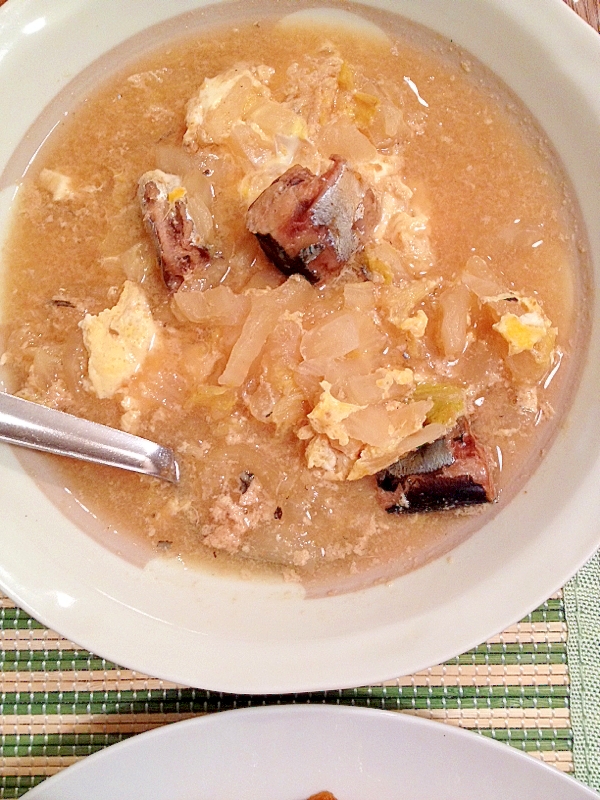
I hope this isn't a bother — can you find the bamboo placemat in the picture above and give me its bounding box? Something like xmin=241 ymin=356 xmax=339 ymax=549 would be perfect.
xmin=0 ymin=590 xmax=573 ymax=796
xmin=564 ymin=551 xmax=600 ymax=791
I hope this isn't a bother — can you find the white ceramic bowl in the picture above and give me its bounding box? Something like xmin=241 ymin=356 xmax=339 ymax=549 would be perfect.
xmin=23 ymin=705 xmax=598 ymax=800
xmin=0 ymin=0 xmax=598 ymax=694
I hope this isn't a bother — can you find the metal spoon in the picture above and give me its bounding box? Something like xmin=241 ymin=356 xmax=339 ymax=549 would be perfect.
xmin=0 ymin=392 xmax=179 ymax=483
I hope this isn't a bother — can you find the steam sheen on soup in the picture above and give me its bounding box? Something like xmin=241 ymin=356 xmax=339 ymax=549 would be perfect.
xmin=0 ymin=6 xmax=586 ymax=589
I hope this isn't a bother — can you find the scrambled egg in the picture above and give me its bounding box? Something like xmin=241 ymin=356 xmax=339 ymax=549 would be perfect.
xmin=375 ymin=367 xmax=414 ymax=398
xmin=400 ymin=310 xmax=428 ymax=338
xmin=305 ymin=434 xmax=338 ymax=472
xmin=493 ymin=311 xmax=550 ymax=356
xmin=183 ymin=65 xmax=314 ymax=204
xmin=307 ymin=381 xmax=365 ymax=446
xmin=120 ymin=395 xmax=142 ymax=433
xmin=490 ymin=295 xmax=553 ymax=358
xmin=38 ymin=169 xmax=74 ymax=202
xmin=184 ymin=67 xmax=271 ymax=147
xmin=80 ymin=281 xmax=157 ymax=399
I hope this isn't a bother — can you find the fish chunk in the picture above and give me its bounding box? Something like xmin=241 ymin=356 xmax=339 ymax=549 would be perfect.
xmin=246 ymin=155 xmax=378 ymax=283
xmin=138 ymin=169 xmax=209 ymax=292
xmin=377 ymin=418 xmax=495 ymax=513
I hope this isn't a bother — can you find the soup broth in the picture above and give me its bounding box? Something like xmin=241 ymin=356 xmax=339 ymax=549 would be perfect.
xmin=0 ymin=2 xmax=587 ymax=590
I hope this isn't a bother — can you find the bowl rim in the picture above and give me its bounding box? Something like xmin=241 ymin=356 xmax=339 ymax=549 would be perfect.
xmin=24 ymin=704 xmax=599 ymax=799
xmin=0 ymin=0 xmax=598 ymax=694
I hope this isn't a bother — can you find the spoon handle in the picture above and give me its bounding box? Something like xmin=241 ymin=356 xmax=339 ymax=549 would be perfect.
xmin=0 ymin=392 xmax=179 ymax=483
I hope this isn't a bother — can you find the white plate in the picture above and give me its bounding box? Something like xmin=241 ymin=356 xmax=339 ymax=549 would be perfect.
xmin=0 ymin=0 xmax=599 ymax=693
xmin=23 ymin=705 xmax=597 ymax=800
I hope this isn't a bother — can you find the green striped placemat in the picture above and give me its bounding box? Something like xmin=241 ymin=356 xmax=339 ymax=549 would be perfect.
xmin=565 ymin=550 xmax=600 ymax=793
xmin=0 ymin=591 xmax=573 ymax=797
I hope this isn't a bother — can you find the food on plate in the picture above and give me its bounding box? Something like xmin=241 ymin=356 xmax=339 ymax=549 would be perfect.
xmin=0 ymin=7 xmax=586 ymax=589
